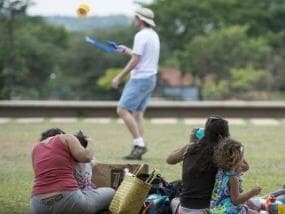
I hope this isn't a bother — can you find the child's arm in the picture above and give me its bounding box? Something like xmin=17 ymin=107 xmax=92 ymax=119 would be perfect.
xmin=229 ymin=176 xmax=262 ymax=206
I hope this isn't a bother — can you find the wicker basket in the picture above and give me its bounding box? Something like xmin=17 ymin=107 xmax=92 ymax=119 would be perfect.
xmin=109 ymin=165 xmax=156 ymax=214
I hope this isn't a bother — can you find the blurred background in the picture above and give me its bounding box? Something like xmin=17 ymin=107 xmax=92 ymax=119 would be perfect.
xmin=1 ymin=0 xmax=285 ymax=101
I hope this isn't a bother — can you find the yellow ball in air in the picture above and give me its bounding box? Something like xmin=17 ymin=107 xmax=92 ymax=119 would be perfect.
xmin=77 ymin=3 xmax=90 ymax=17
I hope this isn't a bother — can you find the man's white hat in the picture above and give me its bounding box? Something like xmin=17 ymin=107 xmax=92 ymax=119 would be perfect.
xmin=135 ymin=7 xmax=156 ymax=27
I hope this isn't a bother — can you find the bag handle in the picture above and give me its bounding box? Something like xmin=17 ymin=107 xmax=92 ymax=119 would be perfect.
xmin=145 ymin=170 xmax=159 ymax=184
xmin=133 ymin=164 xmax=145 ymax=176
xmin=112 ymin=172 xmax=121 ymax=189
xmin=145 ymin=170 xmax=155 ymax=183
xmin=147 ymin=174 xmax=158 ymax=184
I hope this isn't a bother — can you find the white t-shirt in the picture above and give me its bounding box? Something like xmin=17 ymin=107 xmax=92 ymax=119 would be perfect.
xmin=131 ymin=28 xmax=160 ymax=79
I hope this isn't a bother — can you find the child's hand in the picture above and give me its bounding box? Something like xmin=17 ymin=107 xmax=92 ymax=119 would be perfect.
xmin=251 ymin=186 xmax=262 ymax=196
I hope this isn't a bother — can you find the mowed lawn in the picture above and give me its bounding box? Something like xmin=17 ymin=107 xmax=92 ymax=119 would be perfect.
xmin=0 ymin=120 xmax=284 ymax=213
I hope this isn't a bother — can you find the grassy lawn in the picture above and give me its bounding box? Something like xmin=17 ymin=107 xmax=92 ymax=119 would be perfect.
xmin=0 ymin=120 xmax=284 ymax=213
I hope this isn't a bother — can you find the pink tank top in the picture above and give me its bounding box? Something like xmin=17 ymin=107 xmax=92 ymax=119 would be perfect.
xmin=32 ymin=135 xmax=78 ymax=196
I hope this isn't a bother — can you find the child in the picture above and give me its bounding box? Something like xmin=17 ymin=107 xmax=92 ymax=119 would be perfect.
xmin=210 ymin=138 xmax=262 ymax=214
xmin=74 ymin=130 xmax=96 ymax=191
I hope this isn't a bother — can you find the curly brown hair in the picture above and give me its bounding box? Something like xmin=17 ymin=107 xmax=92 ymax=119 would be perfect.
xmin=214 ymin=138 xmax=244 ymax=171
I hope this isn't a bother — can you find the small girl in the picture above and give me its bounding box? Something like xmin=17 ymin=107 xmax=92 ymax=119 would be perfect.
xmin=74 ymin=130 xmax=96 ymax=191
xmin=210 ymin=138 xmax=262 ymax=214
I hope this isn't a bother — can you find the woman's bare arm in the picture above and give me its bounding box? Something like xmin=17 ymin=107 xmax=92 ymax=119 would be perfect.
xmin=60 ymin=134 xmax=94 ymax=162
xmin=166 ymin=144 xmax=190 ymax=165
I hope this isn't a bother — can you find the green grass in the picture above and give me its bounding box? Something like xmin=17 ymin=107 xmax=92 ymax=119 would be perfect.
xmin=0 ymin=120 xmax=285 ymax=213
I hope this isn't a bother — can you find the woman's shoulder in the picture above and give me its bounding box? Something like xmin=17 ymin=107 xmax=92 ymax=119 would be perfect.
xmin=32 ymin=135 xmax=65 ymax=155
xmin=184 ymin=143 xmax=201 ymax=155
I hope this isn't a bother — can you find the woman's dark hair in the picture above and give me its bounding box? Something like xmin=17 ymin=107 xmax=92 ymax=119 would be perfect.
xmin=40 ymin=128 xmax=65 ymax=141
xmin=204 ymin=115 xmax=229 ymax=140
xmin=187 ymin=115 xmax=230 ymax=174
xmin=74 ymin=130 xmax=88 ymax=148
xmin=214 ymin=138 xmax=244 ymax=171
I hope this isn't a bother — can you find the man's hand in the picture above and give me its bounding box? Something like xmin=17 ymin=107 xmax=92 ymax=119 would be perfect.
xmin=117 ymin=45 xmax=132 ymax=55
xmin=112 ymin=76 xmax=121 ymax=89
xmin=111 ymin=52 xmax=139 ymax=89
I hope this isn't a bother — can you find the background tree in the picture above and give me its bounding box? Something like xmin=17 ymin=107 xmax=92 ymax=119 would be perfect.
xmin=0 ymin=0 xmax=69 ymax=99
xmin=178 ymin=26 xmax=271 ymax=79
xmin=149 ymin=0 xmax=285 ymax=98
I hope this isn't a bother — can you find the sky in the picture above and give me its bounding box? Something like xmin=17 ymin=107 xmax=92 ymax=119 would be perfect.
xmin=28 ymin=0 xmax=153 ymax=17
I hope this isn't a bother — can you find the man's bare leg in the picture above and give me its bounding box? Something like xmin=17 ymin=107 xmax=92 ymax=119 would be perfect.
xmin=117 ymin=107 xmax=147 ymax=159
xmin=117 ymin=107 xmax=140 ymax=139
xmin=132 ymin=111 xmax=144 ymax=137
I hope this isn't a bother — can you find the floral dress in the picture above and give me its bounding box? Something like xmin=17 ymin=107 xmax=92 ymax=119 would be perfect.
xmin=210 ymin=169 xmax=248 ymax=214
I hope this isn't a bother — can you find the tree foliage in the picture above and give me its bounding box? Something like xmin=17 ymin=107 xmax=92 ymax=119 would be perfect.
xmin=150 ymin=0 xmax=285 ymax=49
xmin=0 ymin=0 xmax=69 ymax=99
xmin=179 ymin=26 xmax=271 ymax=78
xmin=149 ymin=0 xmax=285 ymax=98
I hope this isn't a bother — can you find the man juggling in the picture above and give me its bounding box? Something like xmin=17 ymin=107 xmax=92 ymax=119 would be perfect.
xmin=111 ymin=7 xmax=160 ymax=160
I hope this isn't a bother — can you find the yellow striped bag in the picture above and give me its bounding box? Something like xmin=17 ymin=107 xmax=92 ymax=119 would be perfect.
xmin=109 ymin=165 xmax=157 ymax=214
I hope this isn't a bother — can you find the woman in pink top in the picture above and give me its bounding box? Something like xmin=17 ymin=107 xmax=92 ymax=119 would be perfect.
xmin=30 ymin=128 xmax=115 ymax=214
